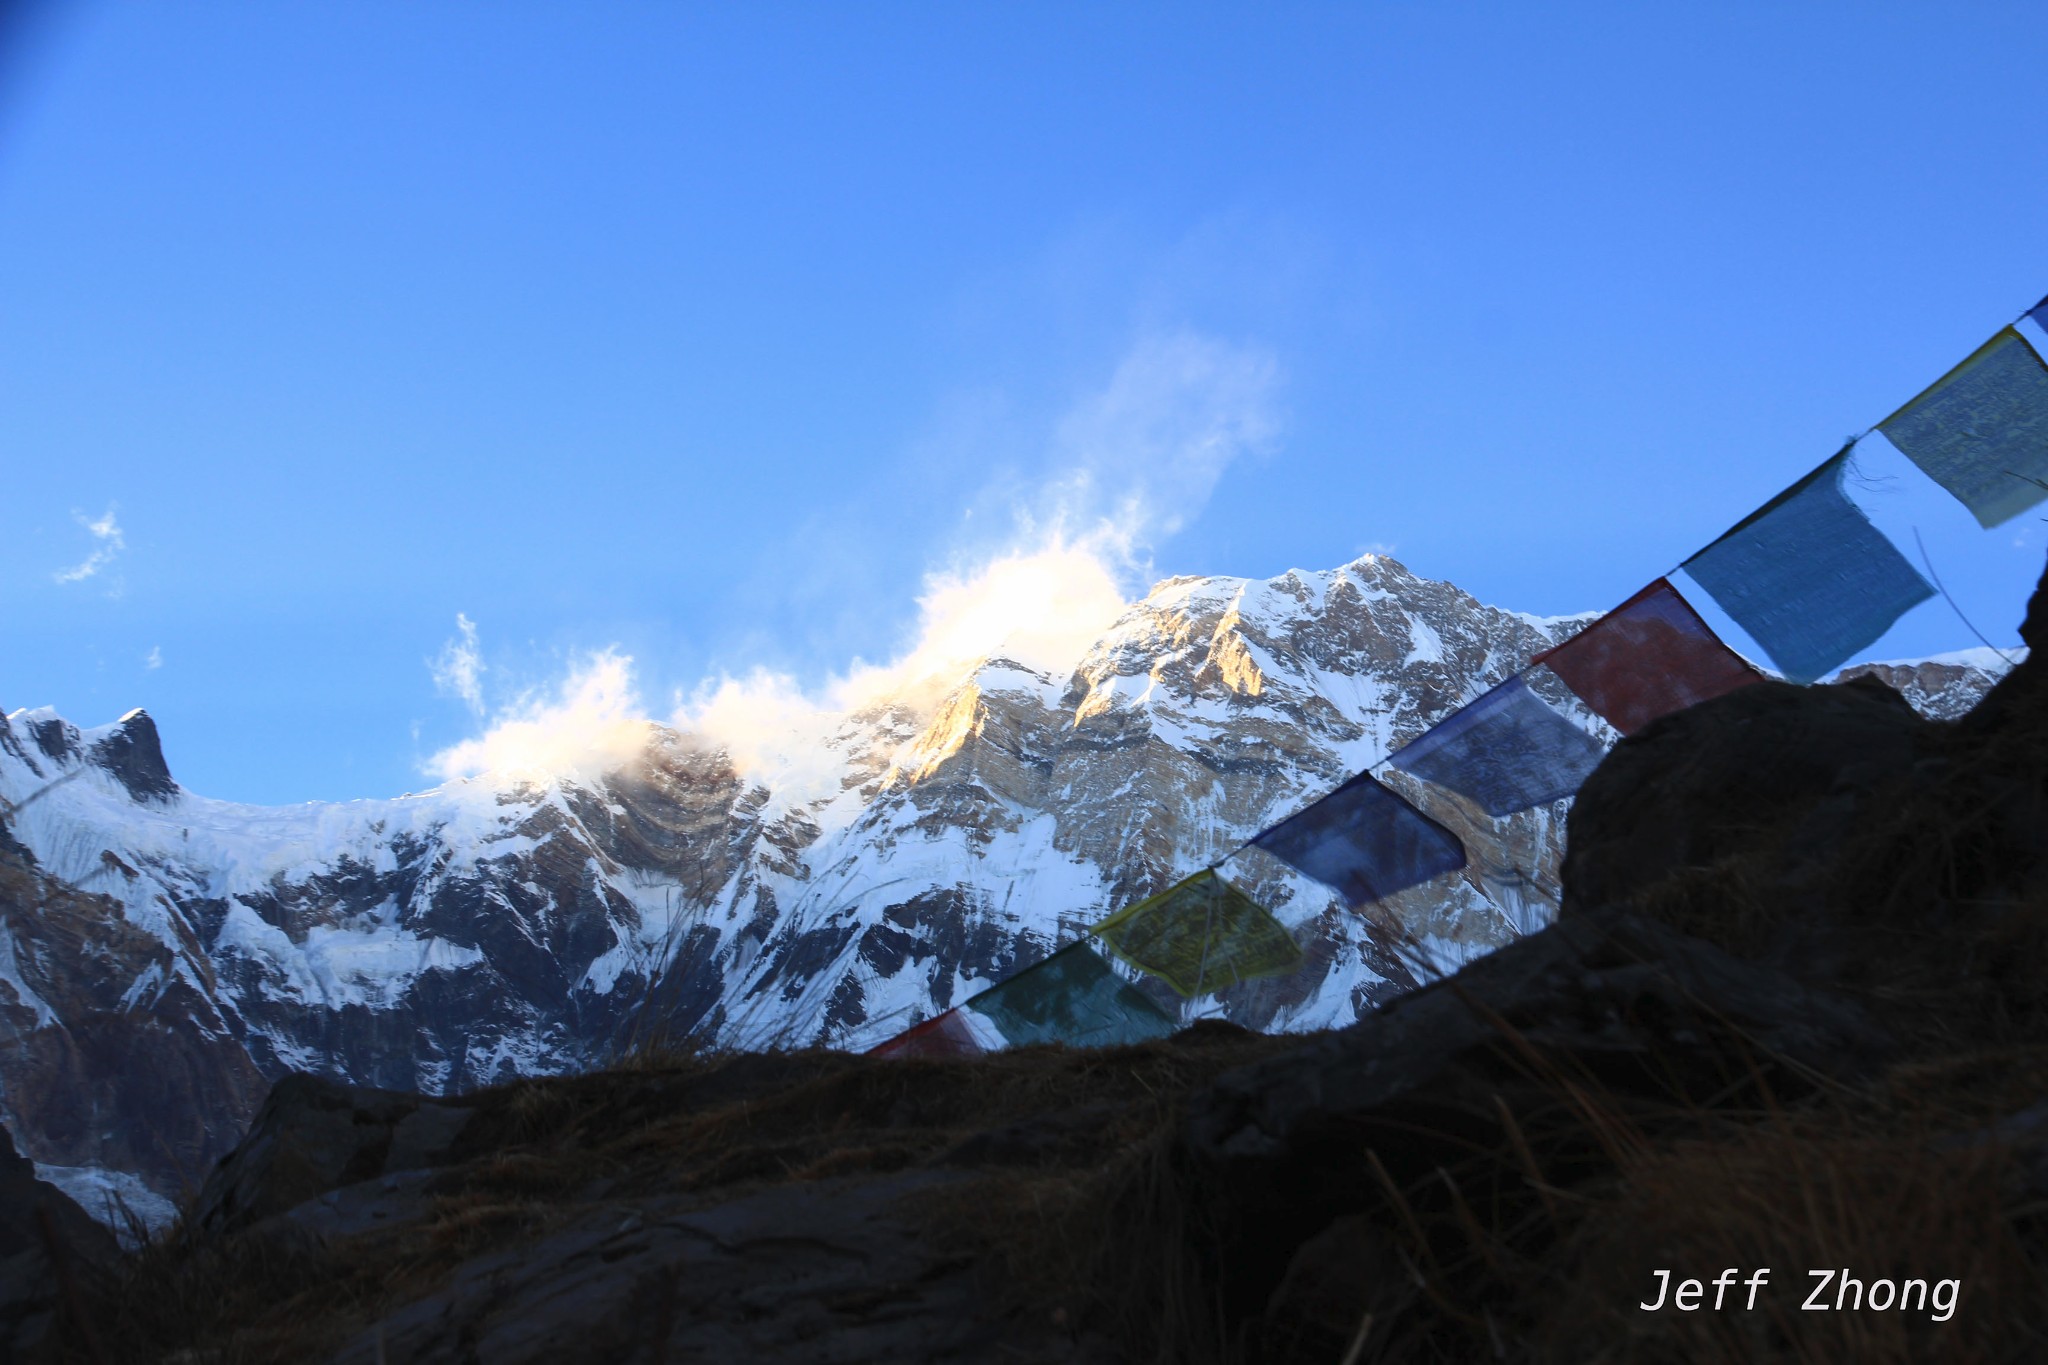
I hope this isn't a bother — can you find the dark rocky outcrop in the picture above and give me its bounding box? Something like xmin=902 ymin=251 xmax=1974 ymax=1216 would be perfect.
xmin=82 ymin=1038 xmax=1281 ymax=1361
xmin=1145 ymin=563 xmax=2048 ymax=1362
xmin=1166 ymin=567 xmax=2048 ymax=1359
xmin=86 ymin=711 xmax=178 ymax=805
xmin=1558 ymin=674 xmax=1931 ymax=917
xmin=190 ymin=1074 xmax=476 ymax=1237
xmin=0 ymin=1122 xmax=118 ymax=1362
xmin=1179 ymin=907 xmax=1893 ymax=1323
xmin=323 ymin=1170 xmax=1119 ymax=1365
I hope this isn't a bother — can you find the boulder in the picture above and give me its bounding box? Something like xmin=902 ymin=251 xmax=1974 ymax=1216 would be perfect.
xmin=1559 ymin=674 xmax=1930 ymax=918
xmin=190 ymin=1073 xmax=476 ymax=1236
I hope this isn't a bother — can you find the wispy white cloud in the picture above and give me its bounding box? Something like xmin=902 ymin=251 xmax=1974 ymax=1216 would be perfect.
xmin=425 ymin=331 xmax=1283 ymax=791
xmin=430 ymin=613 xmax=486 ymax=715
xmin=144 ymin=646 xmax=162 ymax=671
xmin=53 ymin=505 xmax=126 ymax=595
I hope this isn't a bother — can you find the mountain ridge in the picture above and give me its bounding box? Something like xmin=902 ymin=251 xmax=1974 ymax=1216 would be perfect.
xmin=0 ymin=554 xmax=2012 ymax=1220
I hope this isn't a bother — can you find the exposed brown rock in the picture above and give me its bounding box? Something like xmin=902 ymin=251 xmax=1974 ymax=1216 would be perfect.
xmin=0 ymin=828 xmax=268 ymax=1203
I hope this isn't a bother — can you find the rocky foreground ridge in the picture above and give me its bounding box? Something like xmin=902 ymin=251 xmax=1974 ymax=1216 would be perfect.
xmin=0 ymin=556 xmax=2012 ymax=1228
xmin=0 ymin=566 xmax=2040 ymax=1361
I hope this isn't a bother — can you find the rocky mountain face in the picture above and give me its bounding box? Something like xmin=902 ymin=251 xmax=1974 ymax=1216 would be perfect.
xmin=0 ymin=555 xmax=2013 ymax=1217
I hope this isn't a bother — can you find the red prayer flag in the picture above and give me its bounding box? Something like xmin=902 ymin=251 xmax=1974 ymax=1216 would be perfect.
xmin=866 ymin=1007 xmax=984 ymax=1060
xmin=1531 ymin=579 xmax=1762 ymax=736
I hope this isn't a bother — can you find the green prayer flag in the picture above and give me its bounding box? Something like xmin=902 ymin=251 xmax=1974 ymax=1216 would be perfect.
xmin=1086 ymin=869 xmax=1303 ymax=998
xmin=963 ymin=942 xmax=1176 ymax=1048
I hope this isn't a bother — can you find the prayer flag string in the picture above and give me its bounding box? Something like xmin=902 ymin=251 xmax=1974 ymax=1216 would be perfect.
xmin=869 ymin=289 xmax=2048 ymax=1058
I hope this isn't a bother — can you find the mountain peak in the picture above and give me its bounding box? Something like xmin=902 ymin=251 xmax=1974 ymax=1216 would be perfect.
xmin=89 ymin=709 xmax=178 ymax=804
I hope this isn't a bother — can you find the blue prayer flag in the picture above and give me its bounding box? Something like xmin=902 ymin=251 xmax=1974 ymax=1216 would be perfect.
xmin=1388 ymin=675 xmax=1606 ymax=816
xmin=963 ymin=942 xmax=1177 ymax=1047
xmin=1681 ymin=452 xmax=1933 ymax=684
xmin=1250 ymin=770 xmax=1466 ymax=908
xmin=1877 ymin=328 xmax=2048 ymax=529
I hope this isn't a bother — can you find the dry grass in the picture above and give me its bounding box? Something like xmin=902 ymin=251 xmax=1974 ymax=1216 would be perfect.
xmin=74 ymin=1011 xmax=2048 ymax=1364
xmin=1629 ymin=857 xmax=1784 ymax=961
xmin=911 ymin=1073 xmax=1243 ymax=1365
xmin=906 ymin=984 xmax=2048 ymax=1365
xmin=1540 ymin=1110 xmax=2044 ymax=1365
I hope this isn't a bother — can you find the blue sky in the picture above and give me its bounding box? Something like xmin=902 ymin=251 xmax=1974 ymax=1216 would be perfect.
xmin=4 ymin=2 xmax=2046 ymax=804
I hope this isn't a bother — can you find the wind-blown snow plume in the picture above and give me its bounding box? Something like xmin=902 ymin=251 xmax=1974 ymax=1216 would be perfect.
xmin=431 ymin=614 xmax=487 ymax=716
xmin=425 ymin=331 xmax=1282 ymax=789
xmin=53 ymin=506 xmax=125 ymax=593
xmin=1043 ymin=330 xmax=1281 ymax=552
xmin=672 ymin=332 xmax=1280 ymax=791
xmin=673 ymin=540 xmax=1133 ymax=802
xmin=426 ymin=649 xmax=650 ymax=783
xmin=843 ymin=541 xmax=1132 ymax=703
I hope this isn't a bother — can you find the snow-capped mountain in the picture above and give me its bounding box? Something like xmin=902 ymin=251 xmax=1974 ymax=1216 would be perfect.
xmin=0 ymin=554 xmax=2012 ymax=1216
